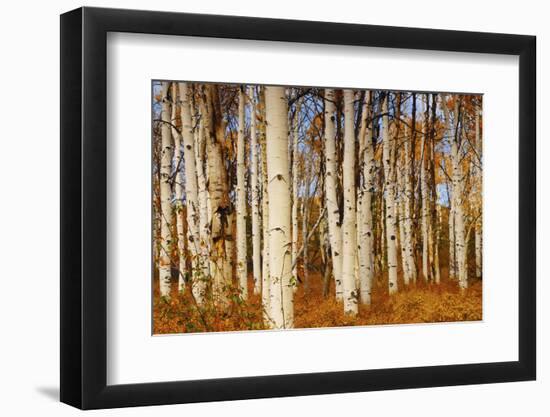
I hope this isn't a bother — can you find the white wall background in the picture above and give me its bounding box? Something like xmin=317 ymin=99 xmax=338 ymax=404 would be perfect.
xmin=0 ymin=0 xmax=545 ymax=415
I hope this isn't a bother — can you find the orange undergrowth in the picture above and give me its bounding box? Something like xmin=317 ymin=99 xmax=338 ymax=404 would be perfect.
xmin=153 ymin=273 xmax=482 ymax=334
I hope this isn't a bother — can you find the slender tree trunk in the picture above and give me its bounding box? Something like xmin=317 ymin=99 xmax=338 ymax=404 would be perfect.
xmin=443 ymin=95 xmax=467 ymax=290
xmin=259 ymin=88 xmax=272 ymax=324
xmin=291 ymin=100 xmax=301 ymax=290
xmin=453 ymin=107 xmax=468 ymax=290
xmin=178 ymin=82 xmax=203 ymax=300
xmin=395 ymin=95 xmax=412 ymax=286
xmin=324 ymin=89 xmax=343 ymax=301
xmin=192 ymin=89 xmax=211 ymax=284
xmin=434 ymin=202 xmax=442 ymax=284
xmin=448 ymin=179 xmax=456 ymax=280
xmin=420 ymin=96 xmax=430 ymax=282
xmin=319 ymin=213 xmax=332 ymax=297
xmin=397 ymin=150 xmax=410 ymax=285
xmin=159 ymin=81 xmax=174 ymax=298
xmin=342 ymin=89 xmax=358 ymax=314
xmin=475 ymin=217 xmax=482 ymax=279
xmin=302 ymin=188 xmax=309 ymax=292
xmin=403 ymin=124 xmax=417 ymax=284
xmin=265 ymin=86 xmax=293 ymax=329
xmin=382 ymin=93 xmax=398 ymax=294
xmin=249 ymin=86 xmax=262 ymax=295
xmin=475 ymin=104 xmax=483 ymax=279
xmin=358 ymin=92 xmax=374 ymax=305
xmin=429 ymin=94 xmax=441 ymax=284
xmin=236 ymin=87 xmax=248 ymax=299
xmin=170 ymin=83 xmax=187 ymax=292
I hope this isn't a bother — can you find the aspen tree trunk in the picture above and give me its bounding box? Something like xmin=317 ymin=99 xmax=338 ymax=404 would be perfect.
xmin=192 ymin=92 xmax=211 ymax=282
xmin=452 ymin=102 xmax=468 ymax=290
xmin=395 ymin=102 xmax=412 ymax=286
xmin=302 ymin=188 xmax=309 ymax=291
xmin=397 ymin=152 xmax=410 ymax=286
xmin=429 ymin=95 xmax=441 ymax=284
xmin=153 ymin=166 xmax=161 ymax=269
xmin=225 ymin=212 xmax=235 ymax=285
xmin=378 ymin=176 xmax=388 ymax=272
xmin=259 ymin=88 xmax=272 ymax=324
xmin=358 ymin=92 xmax=374 ymax=305
xmin=249 ymin=86 xmax=262 ymax=295
xmin=403 ymin=125 xmax=417 ymax=284
xmin=448 ymin=180 xmax=456 ymax=280
xmin=443 ymin=100 xmax=456 ymax=283
xmin=442 ymin=95 xmax=467 ymax=290
xmin=178 ymin=82 xmax=203 ymax=301
xmin=420 ymin=97 xmax=430 ymax=282
xmin=475 ymin=218 xmax=482 ymax=279
xmin=236 ymin=87 xmax=248 ymax=299
xmin=382 ymin=93 xmax=398 ymax=295
xmin=474 ymin=104 xmax=482 ymax=279
xmin=203 ymin=84 xmax=231 ymax=302
xmin=453 ymin=156 xmax=467 ymax=290
xmin=170 ymin=84 xmax=187 ymax=292
xmin=342 ymin=89 xmax=358 ymax=314
xmin=291 ymin=100 xmax=300 ymax=289
xmin=393 ymin=94 xmax=409 ymax=285
xmin=192 ymin=100 xmax=208 ymax=232
xmin=159 ymin=81 xmax=174 ymax=298
xmin=265 ymin=86 xmax=293 ymax=329
xmin=434 ymin=202 xmax=442 ymax=284
xmin=324 ymin=89 xmax=344 ymax=301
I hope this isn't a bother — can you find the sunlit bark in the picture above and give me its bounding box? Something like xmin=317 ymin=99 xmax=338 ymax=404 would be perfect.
xmin=249 ymin=86 xmax=262 ymax=295
xmin=236 ymin=87 xmax=248 ymax=299
xmin=291 ymin=99 xmax=301 ymax=290
xmin=324 ymin=88 xmax=343 ymax=301
xmin=265 ymin=86 xmax=293 ymax=328
xmin=358 ymin=92 xmax=374 ymax=304
xmin=170 ymin=83 xmax=187 ymax=292
xmin=159 ymin=81 xmax=174 ymax=298
xmin=382 ymin=93 xmax=398 ymax=295
xmin=342 ymin=89 xmax=358 ymax=314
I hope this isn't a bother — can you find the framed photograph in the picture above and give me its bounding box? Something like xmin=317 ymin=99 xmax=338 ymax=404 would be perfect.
xmin=60 ymin=6 xmax=536 ymax=410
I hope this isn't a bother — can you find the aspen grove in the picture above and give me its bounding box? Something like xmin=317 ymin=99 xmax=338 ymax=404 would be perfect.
xmin=152 ymin=82 xmax=483 ymax=333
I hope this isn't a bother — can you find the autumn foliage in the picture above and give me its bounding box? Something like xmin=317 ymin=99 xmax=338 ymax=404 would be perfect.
xmin=153 ymin=271 xmax=481 ymax=334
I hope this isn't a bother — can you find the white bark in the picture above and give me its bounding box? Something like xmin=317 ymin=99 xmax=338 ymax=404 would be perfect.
xmin=159 ymin=82 xmax=173 ymax=298
xmin=291 ymin=100 xmax=301 ymax=288
xmin=382 ymin=93 xmax=399 ymax=295
xmin=265 ymin=86 xmax=293 ymax=329
xmin=358 ymin=92 xmax=374 ymax=305
xmin=443 ymin=95 xmax=467 ymax=290
xmin=170 ymin=83 xmax=187 ymax=292
xmin=178 ymin=82 xmax=203 ymax=301
xmin=434 ymin=202 xmax=442 ymax=284
xmin=324 ymin=89 xmax=344 ymax=300
xmin=192 ymin=93 xmax=211 ymax=283
xmin=474 ymin=105 xmax=482 ymax=279
xmin=342 ymin=89 xmax=358 ymax=314
xmin=259 ymin=88 xmax=271 ymax=324
xmin=403 ymin=125 xmax=417 ymax=284
xmin=203 ymin=84 xmax=231 ymax=302
xmin=236 ymin=87 xmax=248 ymax=299
xmin=420 ymin=98 xmax=430 ymax=282
xmin=448 ymin=180 xmax=456 ymax=280
xmin=248 ymin=86 xmax=262 ymax=295
xmin=397 ymin=152 xmax=410 ymax=286
xmin=302 ymin=188 xmax=309 ymax=290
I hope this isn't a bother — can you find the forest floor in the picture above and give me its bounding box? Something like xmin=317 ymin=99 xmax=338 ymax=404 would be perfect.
xmin=153 ymin=270 xmax=482 ymax=334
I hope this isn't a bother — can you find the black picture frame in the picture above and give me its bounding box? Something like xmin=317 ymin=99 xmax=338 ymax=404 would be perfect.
xmin=60 ymin=6 xmax=536 ymax=410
